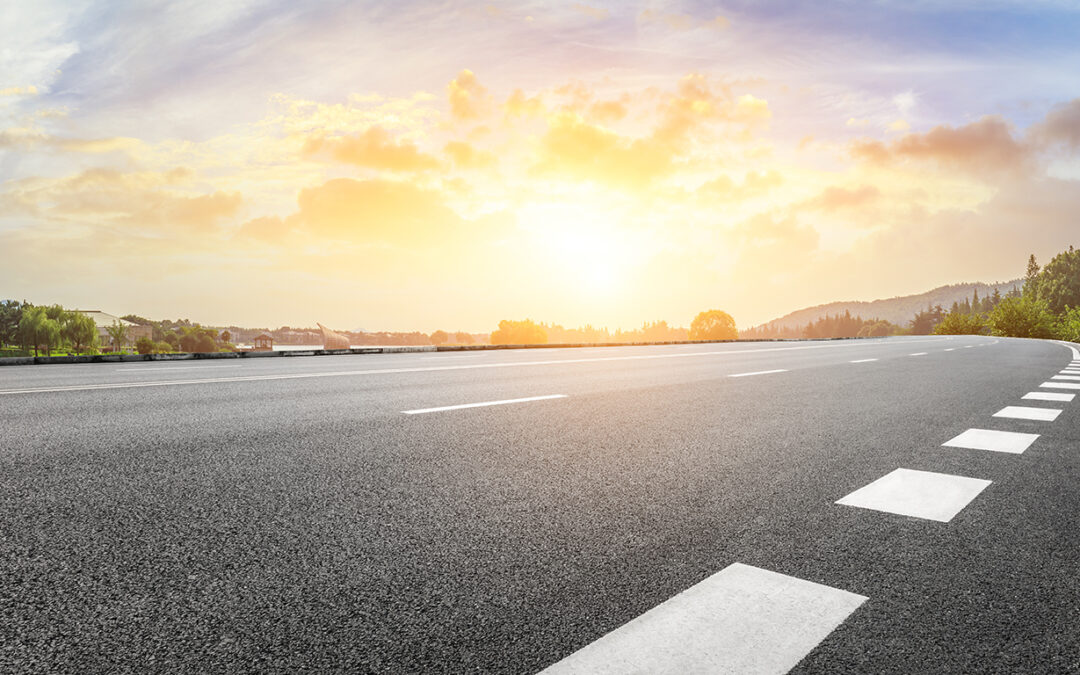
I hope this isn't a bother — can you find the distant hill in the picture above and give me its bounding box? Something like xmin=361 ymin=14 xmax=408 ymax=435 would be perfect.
xmin=749 ymin=279 xmax=1024 ymax=332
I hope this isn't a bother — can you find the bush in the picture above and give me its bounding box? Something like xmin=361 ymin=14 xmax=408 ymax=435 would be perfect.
xmin=1055 ymin=306 xmax=1080 ymax=342
xmin=135 ymin=337 xmax=155 ymax=354
xmin=155 ymin=341 xmax=173 ymax=353
xmin=933 ymin=312 xmax=987 ymax=335
xmin=987 ymin=296 xmax=1055 ymax=338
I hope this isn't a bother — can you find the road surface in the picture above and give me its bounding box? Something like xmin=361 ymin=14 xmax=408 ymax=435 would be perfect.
xmin=2 ymin=336 xmax=1078 ymax=673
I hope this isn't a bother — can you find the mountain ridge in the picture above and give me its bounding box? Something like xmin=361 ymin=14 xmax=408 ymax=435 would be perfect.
xmin=749 ymin=278 xmax=1024 ymax=331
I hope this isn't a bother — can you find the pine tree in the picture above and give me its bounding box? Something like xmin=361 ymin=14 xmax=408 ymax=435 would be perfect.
xmin=1025 ymin=254 xmax=1040 ymax=297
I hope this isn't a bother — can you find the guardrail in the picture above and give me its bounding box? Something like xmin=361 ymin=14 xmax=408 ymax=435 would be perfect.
xmin=0 ymin=336 xmax=871 ymax=367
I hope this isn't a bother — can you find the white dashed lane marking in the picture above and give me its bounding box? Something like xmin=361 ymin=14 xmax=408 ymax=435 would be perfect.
xmin=115 ymin=365 xmax=243 ymax=372
xmin=850 ymin=358 xmax=878 ymax=363
xmin=1024 ymin=391 xmax=1075 ymax=402
xmin=402 ymin=394 xmax=567 ymax=415
xmin=728 ymin=369 xmax=788 ymax=378
xmin=909 ymin=352 xmax=927 ymax=356
xmin=1051 ymin=375 xmax=1080 ymax=381
xmin=992 ymin=406 xmax=1062 ymax=422
xmin=539 ymin=563 xmax=867 ymax=675
xmin=1041 ymin=381 xmax=1080 ymax=390
xmin=836 ymin=468 xmax=991 ymax=522
xmin=942 ymin=428 xmax=1040 ymax=454
xmin=944 ymin=348 xmax=956 ymax=352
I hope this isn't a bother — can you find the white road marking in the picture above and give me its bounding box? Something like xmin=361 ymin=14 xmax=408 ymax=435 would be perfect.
xmin=963 ymin=345 xmax=974 ymax=348
xmin=420 ymin=353 xmax=485 ymax=360
xmin=115 ymin=365 xmax=243 ymax=372
xmin=993 ymin=406 xmax=1062 ymax=421
xmin=401 ymin=394 xmax=567 ymax=415
xmin=1024 ymin=391 xmax=1075 ymax=402
xmin=942 ymin=428 xmax=1040 ymax=454
xmin=944 ymin=348 xmax=956 ymax=352
xmin=849 ymin=358 xmax=878 ymax=363
xmin=0 ymin=337 xmax=954 ymax=396
xmin=909 ymin=352 xmax=927 ymax=356
xmin=1060 ymin=370 xmax=1080 ymax=374
xmin=539 ymin=563 xmax=866 ymax=675
xmin=836 ymin=468 xmax=991 ymax=522
xmin=1041 ymin=381 xmax=1080 ymax=390
xmin=728 ymin=369 xmax=788 ymax=378
xmin=1059 ymin=341 xmax=1080 ymax=359
xmin=1052 ymin=375 xmax=1080 ymax=381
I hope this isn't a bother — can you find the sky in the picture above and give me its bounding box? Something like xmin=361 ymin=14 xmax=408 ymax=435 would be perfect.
xmin=2 ymin=0 xmax=1080 ymax=332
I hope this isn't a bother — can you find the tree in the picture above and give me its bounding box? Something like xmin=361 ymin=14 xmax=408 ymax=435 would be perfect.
xmin=454 ymin=331 xmax=475 ymax=345
xmin=18 ymin=306 xmax=47 ymax=356
xmin=0 ymin=300 xmax=28 ymax=345
xmin=1024 ymin=254 xmax=1040 ymax=296
xmin=220 ymin=330 xmax=232 ymax=344
xmin=934 ymin=311 xmax=986 ymax=335
xmin=106 ymin=321 xmax=128 ymax=352
xmin=1055 ymin=307 xmax=1080 ymax=343
xmin=62 ymin=311 xmax=99 ymax=354
xmin=490 ymin=319 xmax=548 ymax=345
xmin=857 ymin=320 xmax=895 ymax=337
xmin=195 ymin=333 xmax=216 ymax=352
xmin=39 ymin=317 xmax=61 ymax=356
xmin=987 ymin=296 xmax=1055 ymax=338
xmin=136 ymin=336 xmax=156 ymax=354
xmin=1027 ymin=248 xmax=1080 ymax=315
xmin=689 ymin=309 xmax=738 ymax=340
xmin=909 ymin=304 xmax=946 ymax=335
xmin=178 ymin=326 xmax=203 ymax=352
xmin=430 ymin=330 xmax=449 ymax=345
xmin=163 ymin=332 xmax=181 ymax=350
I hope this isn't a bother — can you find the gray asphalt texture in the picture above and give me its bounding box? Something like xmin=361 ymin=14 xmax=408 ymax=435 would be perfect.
xmin=2 ymin=336 xmax=1079 ymax=673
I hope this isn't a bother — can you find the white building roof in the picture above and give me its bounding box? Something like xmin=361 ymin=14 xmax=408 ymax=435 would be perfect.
xmin=75 ymin=310 xmax=139 ymax=329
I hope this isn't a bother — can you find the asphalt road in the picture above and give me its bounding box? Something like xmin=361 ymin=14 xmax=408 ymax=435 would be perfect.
xmin=2 ymin=336 xmax=1079 ymax=673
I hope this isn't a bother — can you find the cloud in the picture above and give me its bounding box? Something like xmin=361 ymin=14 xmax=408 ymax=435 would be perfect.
xmin=572 ymin=3 xmax=609 ymax=20
xmin=1 ymin=167 xmax=238 ymax=232
xmin=301 ymin=126 xmax=440 ymax=171
xmin=0 ymin=127 xmax=142 ymax=154
xmin=444 ymin=140 xmax=496 ymax=169
xmin=851 ymin=116 xmax=1029 ymax=175
xmin=655 ymin=75 xmax=770 ymax=145
xmin=804 ymin=185 xmax=880 ymax=211
xmin=0 ymin=85 xmax=38 ymax=97
xmin=589 ymin=98 xmax=628 ymax=123
xmin=639 ymin=10 xmax=729 ymax=31
xmin=504 ymin=88 xmax=545 ymax=119
xmin=534 ymin=112 xmax=672 ymax=188
xmin=698 ymin=170 xmax=783 ymax=201
xmin=1030 ymin=98 xmax=1080 ymax=150
xmin=448 ymin=69 xmax=490 ymax=121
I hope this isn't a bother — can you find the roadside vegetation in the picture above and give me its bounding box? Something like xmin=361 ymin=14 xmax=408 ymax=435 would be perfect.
xmin=931 ymin=248 xmax=1080 ymax=340
xmin=6 ymin=247 xmax=1079 ymax=357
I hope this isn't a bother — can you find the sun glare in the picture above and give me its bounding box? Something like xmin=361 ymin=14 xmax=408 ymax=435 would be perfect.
xmin=521 ymin=203 xmax=629 ymax=297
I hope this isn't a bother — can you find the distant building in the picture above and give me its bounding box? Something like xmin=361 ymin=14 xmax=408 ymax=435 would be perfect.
xmin=76 ymin=311 xmax=153 ymax=351
xmin=253 ymin=333 xmax=274 ymax=351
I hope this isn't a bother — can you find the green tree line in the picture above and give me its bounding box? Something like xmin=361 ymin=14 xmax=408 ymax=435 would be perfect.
xmin=931 ymin=247 xmax=1080 ymax=340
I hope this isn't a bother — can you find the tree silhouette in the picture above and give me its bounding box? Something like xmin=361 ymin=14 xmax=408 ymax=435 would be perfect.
xmin=689 ymin=310 xmax=737 ymax=340
xmin=490 ymin=319 xmax=547 ymax=345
